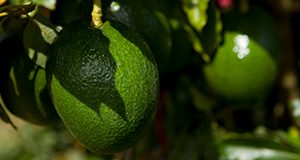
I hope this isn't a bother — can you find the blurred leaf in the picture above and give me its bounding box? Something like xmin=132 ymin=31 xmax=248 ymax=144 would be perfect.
xmin=8 ymin=0 xmax=56 ymax=10
xmin=183 ymin=24 xmax=203 ymax=53
xmin=268 ymin=127 xmax=300 ymax=151
xmin=0 ymin=15 xmax=27 ymax=38
xmin=168 ymin=114 xmax=219 ymax=160
xmin=8 ymin=0 xmax=28 ymax=5
xmin=289 ymin=98 xmax=300 ymax=126
xmin=184 ymin=24 xmax=210 ymax=63
xmin=33 ymin=0 xmax=56 ymax=10
xmin=168 ymin=134 xmax=200 ymax=160
xmin=196 ymin=114 xmax=219 ymax=160
xmin=0 ymin=3 xmax=35 ymax=16
xmin=219 ymin=137 xmax=300 ymax=160
xmin=190 ymin=86 xmax=215 ymax=112
xmin=181 ymin=0 xmax=209 ymax=32
xmin=23 ymin=13 xmax=62 ymax=68
xmin=285 ymin=127 xmax=300 ymax=148
xmin=200 ymin=0 xmax=223 ymax=55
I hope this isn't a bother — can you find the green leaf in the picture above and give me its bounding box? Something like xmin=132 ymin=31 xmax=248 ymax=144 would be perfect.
xmin=8 ymin=0 xmax=56 ymax=10
xmin=0 ymin=3 xmax=36 ymax=16
xmin=181 ymin=0 xmax=209 ymax=32
xmin=199 ymin=1 xmax=223 ymax=55
xmin=183 ymin=24 xmax=210 ymax=63
xmin=32 ymin=0 xmax=56 ymax=10
xmin=190 ymin=86 xmax=216 ymax=111
xmin=23 ymin=13 xmax=62 ymax=68
xmin=277 ymin=127 xmax=300 ymax=151
xmin=219 ymin=137 xmax=300 ymax=160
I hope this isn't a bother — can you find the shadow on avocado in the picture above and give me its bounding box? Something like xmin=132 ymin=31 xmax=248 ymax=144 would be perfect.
xmin=48 ymin=20 xmax=129 ymax=121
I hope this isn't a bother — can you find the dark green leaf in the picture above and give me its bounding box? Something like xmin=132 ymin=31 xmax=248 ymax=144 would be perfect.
xmin=0 ymin=3 xmax=35 ymax=16
xmin=199 ymin=1 xmax=223 ymax=55
xmin=219 ymin=137 xmax=300 ymax=160
xmin=190 ymin=86 xmax=216 ymax=111
xmin=184 ymin=24 xmax=210 ymax=63
xmin=23 ymin=13 xmax=62 ymax=68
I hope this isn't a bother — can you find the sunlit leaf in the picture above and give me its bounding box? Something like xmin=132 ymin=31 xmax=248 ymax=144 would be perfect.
xmin=9 ymin=0 xmax=56 ymax=10
xmin=33 ymin=0 xmax=56 ymax=10
xmin=219 ymin=137 xmax=300 ymax=160
xmin=181 ymin=0 xmax=209 ymax=32
xmin=270 ymin=127 xmax=300 ymax=150
xmin=23 ymin=13 xmax=62 ymax=68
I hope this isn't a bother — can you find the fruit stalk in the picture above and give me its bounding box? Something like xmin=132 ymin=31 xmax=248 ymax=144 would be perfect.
xmin=91 ymin=0 xmax=103 ymax=28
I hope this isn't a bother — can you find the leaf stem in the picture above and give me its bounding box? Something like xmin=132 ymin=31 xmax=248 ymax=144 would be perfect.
xmin=91 ymin=0 xmax=103 ymax=28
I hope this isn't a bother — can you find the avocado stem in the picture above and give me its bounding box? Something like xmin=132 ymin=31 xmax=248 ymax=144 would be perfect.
xmin=91 ymin=0 xmax=103 ymax=28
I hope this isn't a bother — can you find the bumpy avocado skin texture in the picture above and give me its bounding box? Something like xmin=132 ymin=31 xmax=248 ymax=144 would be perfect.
xmin=46 ymin=20 xmax=159 ymax=154
xmin=1 ymin=53 xmax=58 ymax=125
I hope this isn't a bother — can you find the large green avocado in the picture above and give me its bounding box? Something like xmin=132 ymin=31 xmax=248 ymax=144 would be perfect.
xmin=203 ymin=6 xmax=281 ymax=101
xmin=204 ymin=32 xmax=278 ymax=101
xmin=46 ymin=20 xmax=159 ymax=154
xmin=223 ymin=5 xmax=282 ymax=61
